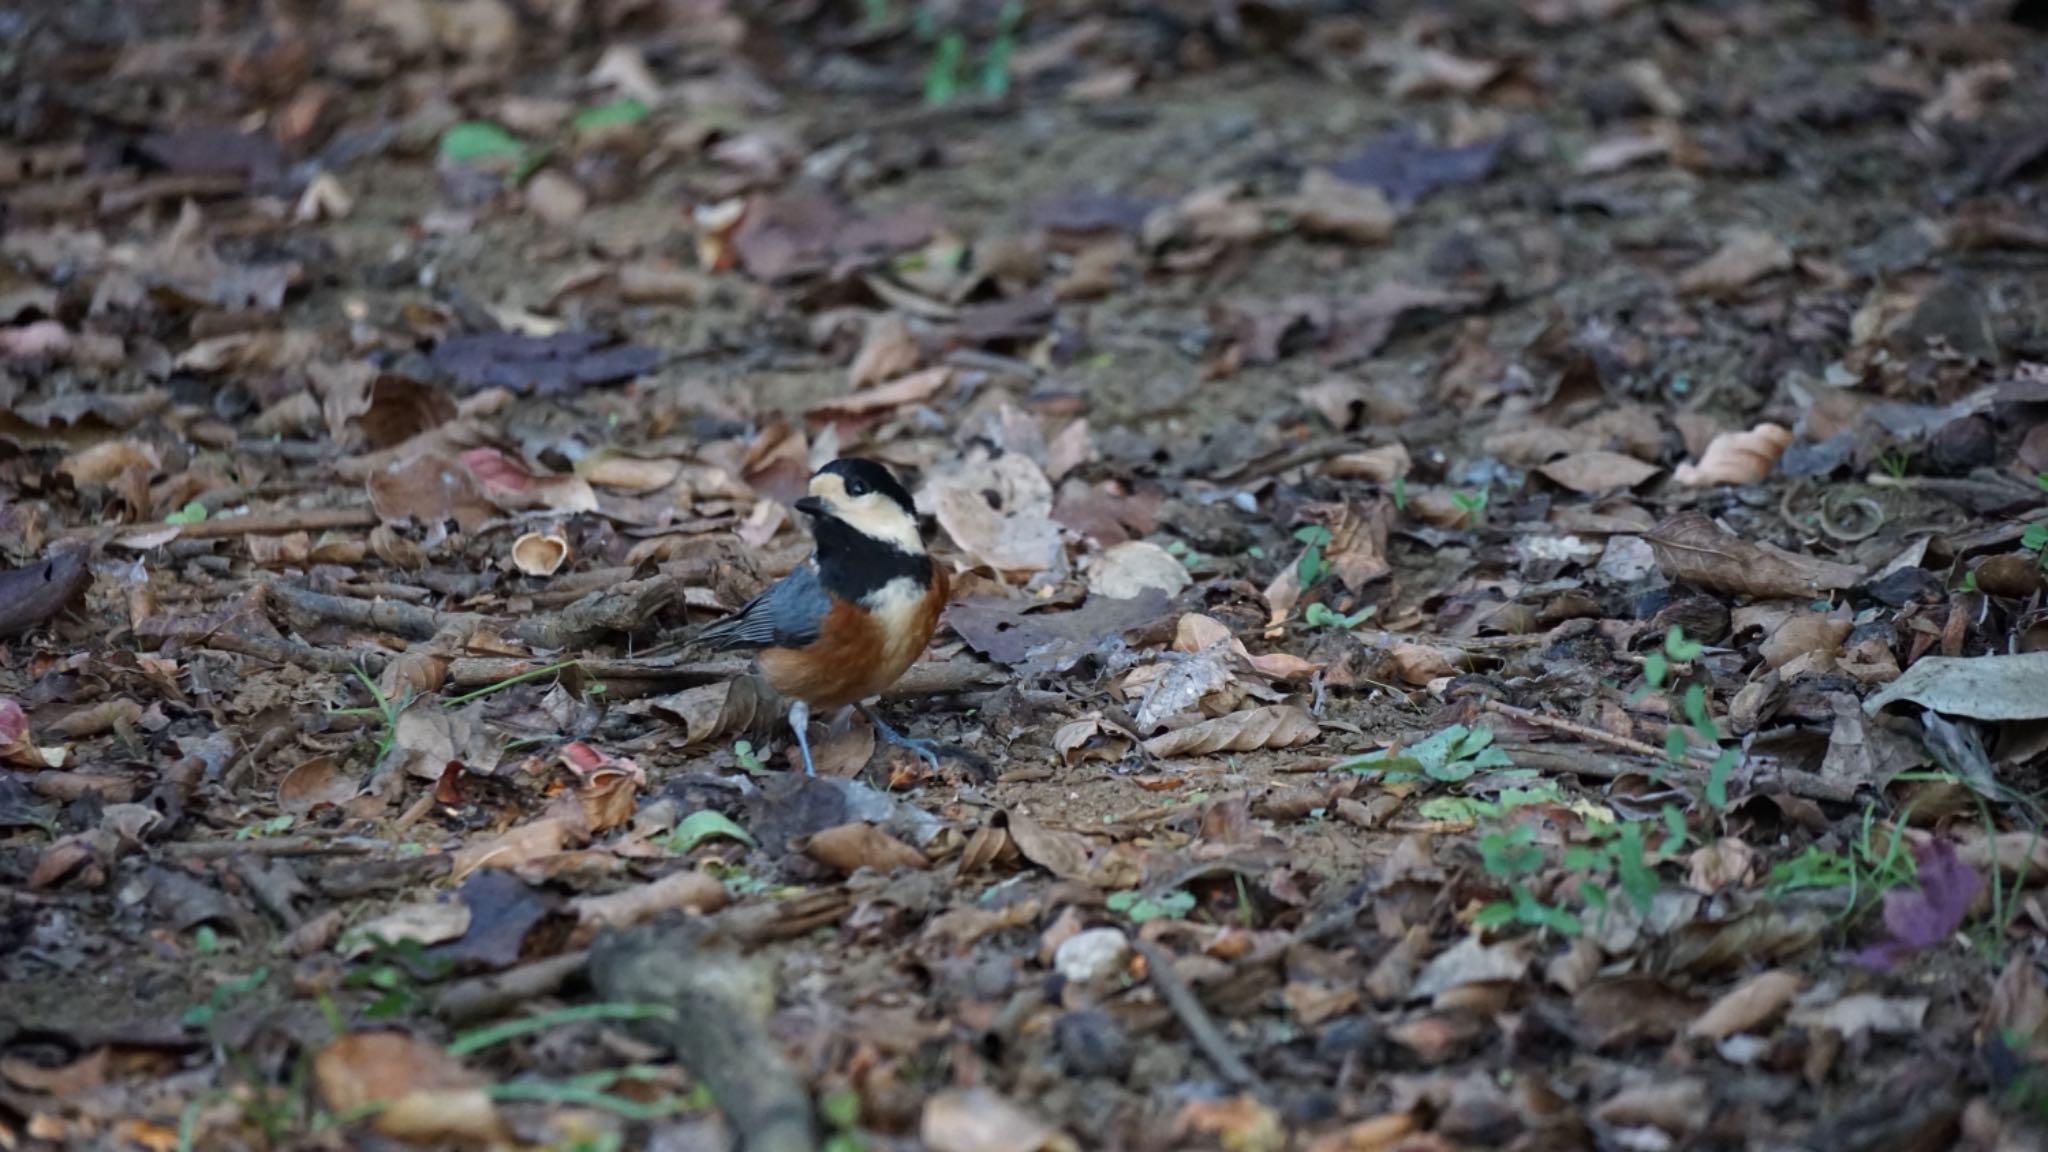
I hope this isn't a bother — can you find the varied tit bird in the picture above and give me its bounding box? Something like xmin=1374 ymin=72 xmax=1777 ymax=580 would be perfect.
xmin=697 ymin=457 xmax=950 ymax=776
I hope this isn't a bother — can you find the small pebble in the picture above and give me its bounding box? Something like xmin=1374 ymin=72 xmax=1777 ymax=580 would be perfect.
xmin=1053 ymin=926 xmax=1130 ymax=985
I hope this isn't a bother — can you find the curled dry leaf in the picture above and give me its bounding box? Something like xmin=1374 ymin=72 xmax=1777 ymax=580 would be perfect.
xmin=1 ymin=697 xmax=62 ymax=769
xmin=1141 ymin=705 xmax=1319 ymax=758
xmin=810 ymin=365 xmax=952 ymax=421
xmin=1286 ymin=169 xmax=1396 ymax=244
xmin=1053 ymin=717 xmax=1135 ymax=766
xmin=582 ymin=454 xmax=681 ymax=492
xmin=1004 ymin=812 xmax=1098 ymax=882
xmin=277 ymin=755 xmax=357 ymax=814
xmin=509 ymin=531 xmax=569 ymax=577
xmin=1538 ymin=450 xmax=1662 ymax=494
xmin=926 ymin=452 xmax=1064 ymax=573
xmin=1085 ymin=541 xmax=1191 ymax=599
xmin=567 ymin=870 xmax=730 ymax=945
xmin=803 ymin=822 xmax=929 ymax=875
xmin=850 ymin=314 xmax=922 ymax=389
xmin=1688 ymin=970 xmax=1803 ymax=1040
xmin=314 ymin=1033 xmax=501 ymax=1144
xmin=461 ymin=447 xmax=598 ymax=513
xmin=58 ymin=440 xmax=160 ymax=486
xmin=340 ymin=899 xmax=472 ymax=958
xmin=921 ymin=1087 xmax=1071 ymax=1152
xmin=1676 ymin=228 xmax=1792 ymax=297
xmin=1645 ymin=511 xmax=1862 ymax=599
xmin=1673 ymin=423 xmax=1792 ymax=486
xmin=640 ymin=677 xmax=768 ymax=747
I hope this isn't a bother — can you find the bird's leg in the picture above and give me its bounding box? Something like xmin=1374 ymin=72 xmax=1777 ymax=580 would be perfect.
xmin=858 ymin=702 xmax=944 ymax=771
xmin=788 ymin=699 xmax=817 ymax=776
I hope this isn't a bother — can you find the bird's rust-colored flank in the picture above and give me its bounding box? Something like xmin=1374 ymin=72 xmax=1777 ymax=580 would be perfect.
xmin=757 ymin=567 xmax=947 ymax=709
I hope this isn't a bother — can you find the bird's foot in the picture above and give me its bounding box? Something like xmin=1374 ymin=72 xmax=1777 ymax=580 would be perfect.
xmin=859 ymin=704 xmax=945 ymax=771
xmin=788 ymin=699 xmax=817 ymax=776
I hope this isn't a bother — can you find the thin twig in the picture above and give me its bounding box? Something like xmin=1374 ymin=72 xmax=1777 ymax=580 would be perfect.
xmin=267 ymin=580 xmax=476 ymax=641
xmin=1481 ymin=698 xmax=1711 ymax=766
xmin=158 ymin=836 xmax=386 ymax=859
xmin=436 ymin=950 xmax=592 ymax=1024
xmin=1130 ymin=938 xmax=1263 ymax=1092
xmin=69 ymin=506 xmax=377 ymax=542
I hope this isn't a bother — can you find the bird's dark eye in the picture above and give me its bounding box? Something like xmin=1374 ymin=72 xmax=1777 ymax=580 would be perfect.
xmin=845 ymin=477 xmax=870 ymax=497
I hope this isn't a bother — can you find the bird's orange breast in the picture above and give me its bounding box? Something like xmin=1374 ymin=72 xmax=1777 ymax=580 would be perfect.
xmin=757 ymin=568 xmax=947 ymax=709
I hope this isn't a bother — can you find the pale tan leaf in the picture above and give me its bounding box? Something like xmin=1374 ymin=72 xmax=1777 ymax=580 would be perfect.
xmin=1677 ymin=228 xmax=1792 ymax=296
xmin=1538 ymin=450 xmax=1661 ymax=493
xmin=1141 ymin=705 xmax=1319 ymax=758
xmin=1688 ymin=970 xmax=1803 ymax=1040
xmin=1645 ymin=511 xmax=1862 ymax=598
xmin=802 ymin=822 xmax=929 ymax=875
xmin=1673 ymin=423 xmax=1791 ymax=486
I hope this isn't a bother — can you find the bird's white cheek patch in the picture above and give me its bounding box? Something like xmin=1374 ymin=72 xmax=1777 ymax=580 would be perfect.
xmin=864 ymin=577 xmax=930 ymax=664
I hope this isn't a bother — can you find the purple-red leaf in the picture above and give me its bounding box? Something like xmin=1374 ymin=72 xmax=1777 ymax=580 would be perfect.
xmin=1852 ymin=839 xmax=1983 ymax=971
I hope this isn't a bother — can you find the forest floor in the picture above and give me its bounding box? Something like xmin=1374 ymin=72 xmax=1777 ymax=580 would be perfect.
xmin=5 ymin=0 xmax=2048 ymax=1149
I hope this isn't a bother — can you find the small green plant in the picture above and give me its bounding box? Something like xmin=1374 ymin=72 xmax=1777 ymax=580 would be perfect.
xmin=1391 ymin=474 xmax=1408 ymax=512
xmin=1878 ymin=450 xmax=1913 ymax=480
xmin=1450 ymin=488 xmax=1489 ymax=527
xmin=1303 ymin=602 xmax=1376 ymax=630
xmin=572 ymin=98 xmax=650 ymax=133
xmin=1764 ymin=804 xmax=1919 ymax=918
xmin=344 ymin=937 xmax=454 ymax=1020
xmin=165 ymin=501 xmax=208 ymax=525
xmin=732 ymin=739 xmax=767 ymax=775
xmin=1636 ymin=626 xmax=1743 ymax=808
xmin=332 ymin=666 xmax=406 ymax=776
xmin=1293 ymin=524 xmax=1333 ymax=587
xmin=820 ymin=1085 xmax=869 ymax=1152
xmin=1106 ymin=888 xmax=1196 ymax=923
xmin=1960 ymin=569 xmax=1980 ymax=593
xmin=2024 ymin=523 xmax=2048 ymax=565
xmin=1337 ymin=723 xmax=1516 ymax=784
xmin=2036 ymin=473 xmax=2048 ymax=494
xmin=663 ymin=810 xmax=755 ymax=854
xmin=918 ymin=0 xmax=1020 ymax=104
xmin=235 ymin=814 xmax=294 ymax=840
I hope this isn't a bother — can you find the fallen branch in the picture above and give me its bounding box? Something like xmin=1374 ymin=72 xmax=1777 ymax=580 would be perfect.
xmin=70 ymin=505 xmax=378 ymax=543
xmin=436 ymin=950 xmax=592 ymax=1024
xmin=1481 ymin=699 xmax=1704 ymax=765
xmin=267 ymin=580 xmax=478 ymax=641
xmin=158 ymin=835 xmax=386 ymax=859
xmin=589 ymin=919 xmax=818 ymax=1152
xmin=1129 ymin=938 xmax=1263 ymax=1092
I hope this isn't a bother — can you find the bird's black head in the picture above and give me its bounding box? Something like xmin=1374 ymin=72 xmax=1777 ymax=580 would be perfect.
xmin=816 ymin=458 xmax=916 ymax=516
xmin=794 ymin=457 xmax=926 ymax=558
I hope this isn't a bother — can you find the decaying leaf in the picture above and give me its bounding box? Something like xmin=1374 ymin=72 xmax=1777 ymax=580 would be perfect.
xmin=1645 ymin=511 xmax=1862 ymax=598
xmin=314 ymin=1033 xmax=501 ymax=1143
xmin=1676 ymin=228 xmax=1792 ymax=296
xmin=803 ymin=822 xmax=929 ymax=875
xmin=1674 ymin=423 xmax=1792 ymax=486
xmin=1141 ymin=705 xmax=1319 ymax=758
xmin=1863 ymin=651 xmax=2048 ymax=721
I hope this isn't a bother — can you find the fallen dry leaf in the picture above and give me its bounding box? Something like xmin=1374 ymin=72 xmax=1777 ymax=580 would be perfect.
xmin=1673 ymin=423 xmax=1792 ymax=486
xmin=1645 ymin=511 xmax=1862 ymax=598
xmin=1677 ymin=228 xmax=1793 ymax=296
xmin=1142 ymin=705 xmax=1319 ymax=758
xmin=803 ymin=822 xmax=929 ymax=875
xmin=314 ymin=1032 xmax=501 ymax=1144
xmin=922 ymin=1087 xmax=1072 ymax=1152
xmin=1688 ymin=970 xmax=1803 ymax=1040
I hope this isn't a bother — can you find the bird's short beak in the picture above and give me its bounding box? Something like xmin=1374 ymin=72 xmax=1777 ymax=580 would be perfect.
xmin=794 ymin=495 xmax=829 ymax=518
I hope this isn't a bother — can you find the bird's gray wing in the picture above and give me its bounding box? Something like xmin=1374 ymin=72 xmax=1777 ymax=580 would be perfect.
xmin=697 ymin=564 xmax=831 ymax=650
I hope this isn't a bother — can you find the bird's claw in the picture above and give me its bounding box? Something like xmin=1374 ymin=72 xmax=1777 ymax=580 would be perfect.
xmin=860 ymin=705 xmax=947 ymax=770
